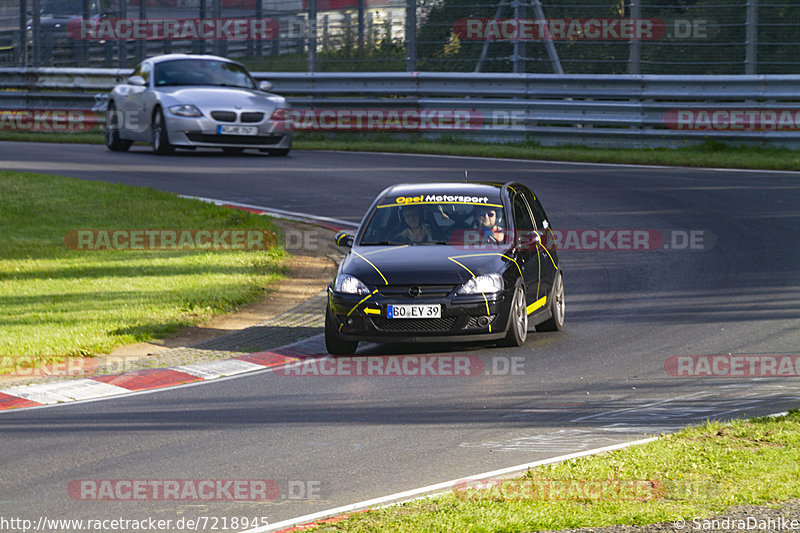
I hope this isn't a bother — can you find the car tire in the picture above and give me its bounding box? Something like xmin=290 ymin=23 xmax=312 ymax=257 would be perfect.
xmin=536 ymin=272 xmax=565 ymax=332
xmin=265 ymin=148 xmax=290 ymax=156
xmin=152 ymin=108 xmax=173 ymax=155
xmin=325 ymin=307 xmax=358 ymax=355
xmin=105 ymin=103 xmax=132 ymax=152
xmin=500 ymin=283 xmax=528 ymax=347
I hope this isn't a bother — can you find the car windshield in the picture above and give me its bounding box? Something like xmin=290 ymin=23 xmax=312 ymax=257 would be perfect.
xmin=153 ymin=59 xmax=256 ymax=89
xmin=41 ymin=0 xmax=98 ymax=16
xmin=359 ymin=195 xmax=508 ymax=246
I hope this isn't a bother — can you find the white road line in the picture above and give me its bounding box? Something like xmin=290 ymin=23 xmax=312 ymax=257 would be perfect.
xmin=239 ymin=437 xmax=659 ymax=533
xmin=312 ymin=149 xmax=800 ymax=176
xmin=180 ymin=195 xmax=359 ymax=228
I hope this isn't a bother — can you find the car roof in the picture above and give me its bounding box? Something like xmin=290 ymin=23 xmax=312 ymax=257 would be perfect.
xmin=145 ymin=54 xmax=237 ymax=65
xmin=381 ymin=181 xmax=511 ymax=199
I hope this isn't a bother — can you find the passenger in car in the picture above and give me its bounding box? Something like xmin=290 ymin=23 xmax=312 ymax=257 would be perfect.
xmin=395 ymin=205 xmax=434 ymax=243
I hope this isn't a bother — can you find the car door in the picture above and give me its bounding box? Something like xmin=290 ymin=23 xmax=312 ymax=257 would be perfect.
xmin=117 ymin=61 xmax=152 ymax=141
xmin=520 ymin=185 xmax=558 ymax=297
xmin=511 ymin=191 xmax=542 ymax=307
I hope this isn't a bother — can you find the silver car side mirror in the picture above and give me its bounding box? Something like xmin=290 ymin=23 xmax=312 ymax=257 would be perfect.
xmin=258 ymin=80 xmax=273 ymax=92
xmin=127 ymin=75 xmax=146 ymax=87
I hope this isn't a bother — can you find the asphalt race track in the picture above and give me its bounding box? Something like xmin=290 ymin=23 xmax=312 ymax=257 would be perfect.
xmin=1 ymin=142 xmax=799 ymax=529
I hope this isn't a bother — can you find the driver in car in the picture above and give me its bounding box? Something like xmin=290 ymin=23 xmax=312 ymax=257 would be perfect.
xmin=477 ymin=208 xmax=505 ymax=244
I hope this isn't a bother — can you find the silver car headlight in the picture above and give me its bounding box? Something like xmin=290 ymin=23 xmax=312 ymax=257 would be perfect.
xmin=456 ymin=274 xmax=504 ymax=295
xmin=333 ymin=274 xmax=370 ymax=296
xmin=169 ymin=105 xmax=203 ymax=118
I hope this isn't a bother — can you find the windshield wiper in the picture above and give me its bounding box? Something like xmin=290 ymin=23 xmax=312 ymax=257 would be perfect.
xmin=360 ymin=241 xmax=406 ymax=246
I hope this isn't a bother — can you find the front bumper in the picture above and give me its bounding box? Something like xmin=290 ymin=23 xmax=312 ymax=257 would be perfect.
xmin=164 ymin=114 xmax=292 ymax=150
xmin=327 ymin=286 xmax=514 ymax=343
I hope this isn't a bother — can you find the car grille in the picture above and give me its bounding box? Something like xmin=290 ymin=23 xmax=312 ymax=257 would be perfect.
xmin=185 ymin=133 xmax=284 ymax=145
xmin=211 ymin=111 xmax=237 ymax=122
xmin=240 ymin=112 xmax=265 ymax=123
xmin=377 ymin=285 xmax=456 ymax=298
xmin=374 ymin=317 xmax=457 ymax=332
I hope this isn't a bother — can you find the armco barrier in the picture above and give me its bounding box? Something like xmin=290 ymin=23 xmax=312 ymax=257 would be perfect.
xmin=1 ymin=69 xmax=800 ymax=147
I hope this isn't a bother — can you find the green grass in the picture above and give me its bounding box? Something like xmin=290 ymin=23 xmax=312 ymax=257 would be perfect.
xmin=0 ymin=171 xmax=286 ymax=363
xmin=309 ymin=411 xmax=800 ymax=532
xmin=3 ymin=130 xmax=800 ymax=171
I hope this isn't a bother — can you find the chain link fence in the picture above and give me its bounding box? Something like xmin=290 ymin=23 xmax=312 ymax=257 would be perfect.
xmin=1 ymin=0 xmax=798 ymax=74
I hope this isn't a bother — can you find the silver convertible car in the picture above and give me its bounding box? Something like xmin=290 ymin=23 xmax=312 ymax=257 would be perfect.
xmin=105 ymin=54 xmax=292 ymax=155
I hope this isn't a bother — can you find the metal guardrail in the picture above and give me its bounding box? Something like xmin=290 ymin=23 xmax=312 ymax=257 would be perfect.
xmin=2 ymin=69 xmax=800 ymax=147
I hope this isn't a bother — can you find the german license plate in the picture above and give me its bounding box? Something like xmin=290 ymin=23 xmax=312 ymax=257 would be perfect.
xmin=218 ymin=125 xmax=258 ymax=135
xmin=387 ymin=304 xmax=441 ymax=319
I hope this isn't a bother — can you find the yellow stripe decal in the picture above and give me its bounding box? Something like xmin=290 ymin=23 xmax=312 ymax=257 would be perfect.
xmin=449 ymin=252 xmax=523 ymax=279
xmin=339 ymin=289 xmax=380 ymax=332
xmin=363 ymin=307 xmax=381 ymax=315
xmin=448 ymin=256 xmax=493 ymax=332
xmin=363 ymin=244 xmax=409 ymax=256
xmin=527 ymin=296 xmax=547 ymax=315
xmin=447 ymin=257 xmax=476 ymax=278
xmin=351 ymin=251 xmax=388 ymax=285
xmin=538 ymin=240 xmax=558 ymax=269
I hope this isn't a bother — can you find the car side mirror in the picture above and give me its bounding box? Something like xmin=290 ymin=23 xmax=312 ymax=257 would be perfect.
xmin=258 ymin=81 xmax=273 ymax=92
xmin=127 ymin=75 xmax=146 ymax=87
xmin=334 ymin=231 xmax=354 ymax=248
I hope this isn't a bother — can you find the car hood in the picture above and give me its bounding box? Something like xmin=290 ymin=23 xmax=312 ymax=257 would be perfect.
xmin=156 ymin=87 xmax=284 ymax=110
xmin=341 ymin=245 xmax=513 ymax=287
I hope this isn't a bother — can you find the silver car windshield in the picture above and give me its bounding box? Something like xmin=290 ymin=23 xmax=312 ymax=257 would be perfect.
xmin=153 ymin=59 xmax=256 ymax=89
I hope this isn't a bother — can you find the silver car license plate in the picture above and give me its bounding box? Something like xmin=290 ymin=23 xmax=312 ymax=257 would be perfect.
xmin=218 ymin=125 xmax=258 ymax=135
xmin=387 ymin=304 xmax=441 ymax=319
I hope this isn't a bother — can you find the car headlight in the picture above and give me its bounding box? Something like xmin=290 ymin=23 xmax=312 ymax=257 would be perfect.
xmin=168 ymin=105 xmax=203 ymax=118
xmin=333 ymin=274 xmax=370 ymax=296
xmin=457 ymin=274 xmax=503 ymax=295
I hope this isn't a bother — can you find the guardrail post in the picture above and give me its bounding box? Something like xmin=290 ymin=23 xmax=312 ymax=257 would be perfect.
xmin=358 ymin=0 xmax=365 ymax=51
xmin=117 ymin=0 xmax=127 ymax=68
xmin=745 ymin=0 xmax=758 ymax=74
xmin=406 ymin=0 xmax=416 ymax=72
xmin=137 ymin=0 xmax=146 ymax=63
xmin=31 ymin=0 xmax=41 ymax=67
xmin=308 ymin=0 xmax=317 ymax=73
xmin=18 ymin=0 xmax=27 ymax=67
xmin=629 ymin=0 xmax=641 ymax=74
xmin=255 ymin=0 xmax=263 ymax=58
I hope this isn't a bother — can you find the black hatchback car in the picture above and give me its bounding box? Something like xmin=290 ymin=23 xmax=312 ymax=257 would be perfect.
xmin=325 ymin=182 xmax=564 ymax=355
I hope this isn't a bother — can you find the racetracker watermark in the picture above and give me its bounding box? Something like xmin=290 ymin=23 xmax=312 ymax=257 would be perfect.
xmin=1 ymin=356 xmax=149 ymax=378
xmin=275 ymin=355 xmax=524 ymax=377
xmin=666 ymin=109 xmax=800 ymax=131
xmin=450 ymin=229 xmax=708 ymax=251
xmin=67 ymin=18 xmax=279 ymax=41
xmin=452 ymin=18 xmax=709 ymax=40
xmin=68 ymin=479 xmax=280 ymax=501
xmin=0 ymin=109 xmax=99 ymax=132
xmin=453 ymin=478 xmax=665 ymax=501
xmin=64 ymin=229 xmax=277 ymax=251
xmin=67 ymin=479 xmax=323 ymax=502
xmin=282 ymin=109 xmax=483 ymax=131
xmin=665 ymin=355 xmax=800 ymax=377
